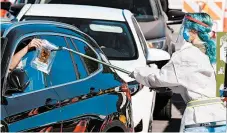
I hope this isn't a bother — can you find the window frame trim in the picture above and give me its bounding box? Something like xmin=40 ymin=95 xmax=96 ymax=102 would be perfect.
xmin=70 ymin=38 xmax=100 ymax=75
xmin=131 ymin=16 xmax=148 ymax=57
xmin=149 ymin=0 xmax=161 ymax=18
xmin=70 ymin=38 xmax=90 ymax=75
xmin=4 ymin=32 xmax=103 ymax=98
xmin=64 ymin=37 xmax=80 ymax=79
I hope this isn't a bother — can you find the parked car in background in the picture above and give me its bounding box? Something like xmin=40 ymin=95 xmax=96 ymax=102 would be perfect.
xmin=8 ymin=0 xmax=173 ymax=54
xmin=16 ymin=4 xmax=171 ymax=131
xmin=159 ymin=0 xmax=183 ymax=12
xmin=159 ymin=0 xmax=185 ymax=25
xmin=1 ymin=20 xmax=134 ymax=132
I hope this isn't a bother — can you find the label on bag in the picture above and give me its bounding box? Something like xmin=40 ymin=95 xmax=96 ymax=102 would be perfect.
xmin=31 ymin=40 xmax=57 ymax=74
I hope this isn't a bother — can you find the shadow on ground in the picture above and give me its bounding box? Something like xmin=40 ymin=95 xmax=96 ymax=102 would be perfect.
xmin=152 ymin=93 xmax=186 ymax=132
xmin=163 ymin=118 xmax=182 ymax=132
xmin=171 ymin=93 xmax=186 ymax=115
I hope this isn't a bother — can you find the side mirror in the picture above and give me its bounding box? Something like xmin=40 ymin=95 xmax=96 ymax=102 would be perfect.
xmin=167 ymin=20 xmax=183 ymax=25
xmin=167 ymin=10 xmax=185 ymax=21
xmin=1 ymin=2 xmax=12 ymax=11
xmin=146 ymin=48 xmax=170 ymax=65
xmin=6 ymin=68 xmax=30 ymax=95
xmin=128 ymin=80 xmax=141 ymax=96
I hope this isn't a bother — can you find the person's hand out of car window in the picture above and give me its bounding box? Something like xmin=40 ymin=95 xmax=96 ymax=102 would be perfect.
xmin=9 ymin=38 xmax=43 ymax=71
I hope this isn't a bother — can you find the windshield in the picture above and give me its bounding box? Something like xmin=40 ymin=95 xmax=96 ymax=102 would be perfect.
xmin=24 ymin=16 xmax=137 ymax=60
xmin=132 ymin=0 xmax=159 ymax=22
xmin=38 ymin=0 xmax=160 ymax=22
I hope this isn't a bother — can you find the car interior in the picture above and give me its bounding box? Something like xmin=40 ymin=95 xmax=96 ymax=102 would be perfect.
xmin=24 ymin=16 xmax=137 ymax=60
xmin=80 ymin=25 xmax=134 ymax=59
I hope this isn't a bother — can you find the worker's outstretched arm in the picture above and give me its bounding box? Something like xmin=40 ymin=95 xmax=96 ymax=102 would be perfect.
xmin=130 ymin=61 xmax=180 ymax=88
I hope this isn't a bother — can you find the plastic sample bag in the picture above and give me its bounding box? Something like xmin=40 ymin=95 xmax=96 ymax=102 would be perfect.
xmin=31 ymin=40 xmax=58 ymax=74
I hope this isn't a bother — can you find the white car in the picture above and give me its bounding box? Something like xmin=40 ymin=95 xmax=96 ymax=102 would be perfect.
xmin=168 ymin=0 xmax=183 ymax=10
xmin=17 ymin=4 xmax=170 ymax=132
xmin=159 ymin=0 xmax=183 ymax=11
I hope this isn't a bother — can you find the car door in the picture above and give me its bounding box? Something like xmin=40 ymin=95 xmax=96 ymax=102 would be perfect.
xmin=22 ymin=34 xmax=90 ymax=132
xmin=2 ymin=33 xmax=67 ymax=132
xmin=47 ymin=36 xmax=117 ymax=132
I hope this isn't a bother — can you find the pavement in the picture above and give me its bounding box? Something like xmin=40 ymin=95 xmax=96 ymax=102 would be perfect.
xmin=152 ymin=94 xmax=186 ymax=132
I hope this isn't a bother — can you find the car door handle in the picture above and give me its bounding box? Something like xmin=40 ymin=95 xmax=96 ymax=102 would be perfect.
xmin=89 ymin=87 xmax=100 ymax=95
xmin=45 ymin=98 xmax=58 ymax=106
xmin=89 ymin=87 xmax=95 ymax=93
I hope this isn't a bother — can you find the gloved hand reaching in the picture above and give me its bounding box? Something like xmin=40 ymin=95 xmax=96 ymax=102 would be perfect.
xmin=128 ymin=64 xmax=157 ymax=79
xmin=149 ymin=64 xmax=158 ymax=69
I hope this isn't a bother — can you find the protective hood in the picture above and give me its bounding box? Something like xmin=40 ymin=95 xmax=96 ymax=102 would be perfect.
xmin=173 ymin=13 xmax=213 ymax=52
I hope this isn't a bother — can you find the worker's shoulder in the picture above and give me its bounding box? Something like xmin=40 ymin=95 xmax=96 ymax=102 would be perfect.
xmin=176 ymin=45 xmax=209 ymax=64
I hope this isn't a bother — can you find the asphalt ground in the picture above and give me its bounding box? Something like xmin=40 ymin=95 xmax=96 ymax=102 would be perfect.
xmin=152 ymin=24 xmax=186 ymax=132
xmin=152 ymin=94 xmax=186 ymax=132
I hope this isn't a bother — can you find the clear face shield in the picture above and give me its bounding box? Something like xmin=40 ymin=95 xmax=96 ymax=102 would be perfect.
xmin=173 ymin=17 xmax=187 ymax=50
xmin=172 ymin=14 xmax=210 ymax=51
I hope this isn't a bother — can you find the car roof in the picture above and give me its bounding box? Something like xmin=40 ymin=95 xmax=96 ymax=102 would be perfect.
xmin=1 ymin=20 xmax=102 ymax=54
xmin=5 ymin=20 xmax=98 ymax=42
xmin=24 ymin=4 xmax=130 ymax=22
xmin=1 ymin=20 xmax=106 ymax=77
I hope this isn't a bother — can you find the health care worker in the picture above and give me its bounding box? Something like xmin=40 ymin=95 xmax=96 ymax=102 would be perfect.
xmin=130 ymin=13 xmax=226 ymax=132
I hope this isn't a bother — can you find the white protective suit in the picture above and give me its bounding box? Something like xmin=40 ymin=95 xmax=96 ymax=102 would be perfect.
xmin=132 ymin=41 xmax=226 ymax=131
